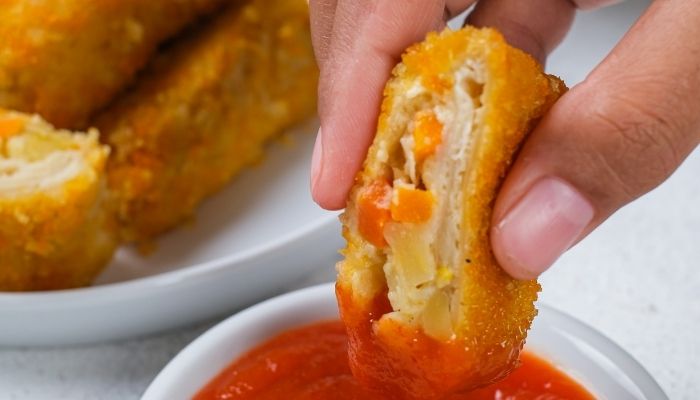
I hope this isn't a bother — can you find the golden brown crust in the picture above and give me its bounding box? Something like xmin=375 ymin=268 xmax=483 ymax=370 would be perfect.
xmin=95 ymin=0 xmax=318 ymax=244
xmin=0 ymin=0 xmax=317 ymax=289
xmin=337 ymin=27 xmax=566 ymax=398
xmin=0 ymin=110 xmax=117 ymax=291
xmin=0 ymin=0 xmax=224 ymax=128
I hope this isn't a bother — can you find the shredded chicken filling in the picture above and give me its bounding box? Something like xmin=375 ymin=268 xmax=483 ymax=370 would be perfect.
xmin=381 ymin=64 xmax=486 ymax=340
xmin=0 ymin=115 xmax=96 ymax=196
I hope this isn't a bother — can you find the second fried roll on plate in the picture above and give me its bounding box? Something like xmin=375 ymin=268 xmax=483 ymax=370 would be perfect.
xmin=0 ymin=109 xmax=116 ymax=291
xmin=0 ymin=0 xmax=224 ymax=129
xmin=336 ymin=27 xmax=566 ymax=399
xmin=95 ymin=0 xmax=317 ymax=244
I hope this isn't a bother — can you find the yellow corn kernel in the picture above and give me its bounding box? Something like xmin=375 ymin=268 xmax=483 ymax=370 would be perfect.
xmin=435 ymin=266 xmax=453 ymax=288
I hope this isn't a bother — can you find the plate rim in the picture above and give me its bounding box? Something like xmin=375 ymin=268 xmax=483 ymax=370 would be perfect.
xmin=0 ymin=213 xmax=338 ymax=305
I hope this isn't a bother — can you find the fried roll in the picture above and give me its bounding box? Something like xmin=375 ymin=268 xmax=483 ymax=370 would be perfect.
xmin=95 ymin=0 xmax=318 ymax=242
xmin=0 ymin=109 xmax=116 ymax=291
xmin=0 ymin=0 xmax=224 ymax=128
xmin=95 ymin=0 xmax=317 ymax=244
xmin=336 ymin=27 xmax=566 ymax=399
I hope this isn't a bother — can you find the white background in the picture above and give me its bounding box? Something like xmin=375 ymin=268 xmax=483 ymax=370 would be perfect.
xmin=1 ymin=1 xmax=698 ymax=399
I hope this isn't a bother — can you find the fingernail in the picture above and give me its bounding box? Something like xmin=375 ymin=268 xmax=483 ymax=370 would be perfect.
xmin=494 ymin=177 xmax=595 ymax=279
xmin=310 ymin=128 xmax=324 ymax=194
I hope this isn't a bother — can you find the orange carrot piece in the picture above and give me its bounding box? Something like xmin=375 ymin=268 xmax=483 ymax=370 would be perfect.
xmin=357 ymin=179 xmax=393 ymax=248
xmin=0 ymin=117 xmax=25 ymax=138
xmin=391 ymin=186 xmax=434 ymax=223
xmin=413 ymin=110 xmax=442 ymax=164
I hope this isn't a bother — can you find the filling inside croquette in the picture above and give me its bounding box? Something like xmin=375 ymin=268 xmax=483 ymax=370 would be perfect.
xmin=0 ymin=111 xmax=104 ymax=196
xmin=356 ymin=64 xmax=485 ymax=340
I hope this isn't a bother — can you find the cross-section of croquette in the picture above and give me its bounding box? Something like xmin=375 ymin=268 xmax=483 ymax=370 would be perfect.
xmin=0 ymin=109 xmax=116 ymax=291
xmin=0 ymin=0 xmax=225 ymax=128
xmin=95 ymin=0 xmax=318 ymax=244
xmin=337 ymin=27 xmax=566 ymax=399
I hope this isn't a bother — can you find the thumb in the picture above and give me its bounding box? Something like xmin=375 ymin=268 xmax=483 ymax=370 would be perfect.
xmin=491 ymin=0 xmax=700 ymax=280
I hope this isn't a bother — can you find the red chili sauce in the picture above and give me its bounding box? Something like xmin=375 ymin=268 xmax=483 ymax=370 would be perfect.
xmin=195 ymin=321 xmax=595 ymax=400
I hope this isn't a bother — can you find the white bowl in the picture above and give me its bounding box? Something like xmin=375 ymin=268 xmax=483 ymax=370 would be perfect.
xmin=143 ymin=283 xmax=668 ymax=400
xmin=0 ymin=121 xmax=344 ymax=346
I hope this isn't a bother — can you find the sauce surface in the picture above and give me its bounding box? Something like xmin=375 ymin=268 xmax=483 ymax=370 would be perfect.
xmin=194 ymin=321 xmax=595 ymax=400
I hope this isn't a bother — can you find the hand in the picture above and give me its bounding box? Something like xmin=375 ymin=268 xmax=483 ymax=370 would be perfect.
xmin=309 ymin=0 xmax=700 ymax=279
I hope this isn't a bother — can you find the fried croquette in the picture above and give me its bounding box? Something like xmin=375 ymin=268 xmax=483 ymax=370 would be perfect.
xmin=0 ymin=109 xmax=116 ymax=291
xmin=0 ymin=0 xmax=225 ymax=128
xmin=95 ymin=0 xmax=318 ymax=244
xmin=336 ymin=27 xmax=566 ymax=399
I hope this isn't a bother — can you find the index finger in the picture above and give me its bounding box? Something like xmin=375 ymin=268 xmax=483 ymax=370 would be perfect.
xmin=311 ymin=1 xmax=477 ymax=209
xmin=309 ymin=0 xmax=337 ymax=68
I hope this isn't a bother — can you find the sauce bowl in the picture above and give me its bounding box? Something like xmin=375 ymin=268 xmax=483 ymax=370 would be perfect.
xmin=143 ymin=283 xmax=667 ymax=400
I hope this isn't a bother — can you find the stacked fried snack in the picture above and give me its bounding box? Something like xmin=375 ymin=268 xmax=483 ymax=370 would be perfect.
xmin=0 ymin=0 xmax=318 ymax=291
xmin=96 ymin=0 xmax=317 ymax=243
xmin=0 ymin=109 xmax=116 ymax=291
xmin=0 ymin=0 xmax=225 ymax=129
xmin=336 ymin=27 xmax=565 ymax=399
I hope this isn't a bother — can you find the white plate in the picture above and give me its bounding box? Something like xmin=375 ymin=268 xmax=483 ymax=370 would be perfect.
xmin=143 ymin=283 xmax=667 ymax=400
xmin=0 ymin=120 xmax=344 ymax=346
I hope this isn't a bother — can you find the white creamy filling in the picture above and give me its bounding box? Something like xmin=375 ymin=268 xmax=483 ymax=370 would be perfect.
xmin=0 ymin=119 xmax=92 ymax=197
xmin=382 ymin=65 xmax=485 ymax=339
xmin=0 ymin=151 xmax=85 ymax=196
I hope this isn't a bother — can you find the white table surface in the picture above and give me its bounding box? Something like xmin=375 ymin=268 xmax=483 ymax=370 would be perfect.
xmin=1 ymin=1 xmax=698 ymax=399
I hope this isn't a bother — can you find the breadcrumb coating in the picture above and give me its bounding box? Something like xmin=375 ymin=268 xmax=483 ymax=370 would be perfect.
xmin=95 ymin=0 xmax=318 ymax=244
xmin=0 ymin=0 xmax=224 ymax=128
xmin=337 ymin=27 xmax=566 ymax=399
xmin=0 ymin=109 xmax=116 ymax=291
